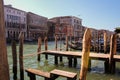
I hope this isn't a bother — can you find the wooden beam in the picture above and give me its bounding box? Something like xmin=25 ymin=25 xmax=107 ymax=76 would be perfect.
xmin=0 ymin=0 xmax=10 ymax=79
xmin=80 ymin=28 xmax=91 ymax=80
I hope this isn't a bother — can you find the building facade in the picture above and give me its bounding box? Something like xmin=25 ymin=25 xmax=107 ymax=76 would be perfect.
xmin=49 ymin=16 xmax=83 ymax=39
xmin=27 ymin=12 xmax=48 ymax=40
xmin=4 ymin=5 xmax=27 ymax=41
xmin=47 ymin=21 xmax=55 ymax=41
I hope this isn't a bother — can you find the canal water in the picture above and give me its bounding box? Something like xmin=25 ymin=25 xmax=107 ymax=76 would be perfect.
xmin=7 ymin=41 xmax=120 ymax=80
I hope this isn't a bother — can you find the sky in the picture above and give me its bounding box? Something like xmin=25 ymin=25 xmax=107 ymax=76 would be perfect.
xmin=3 ymin=0 xmax=120 ymax=31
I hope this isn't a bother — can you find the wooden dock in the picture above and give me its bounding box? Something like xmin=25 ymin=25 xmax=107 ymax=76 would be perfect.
xmin=41 ymin=50 xmax=120 ymax=62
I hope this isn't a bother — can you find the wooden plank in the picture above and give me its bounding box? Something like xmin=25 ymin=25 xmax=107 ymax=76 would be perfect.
xmin=42 ymin=50 xmax=109 ymax=60
xmin=25 ymin=68 xmax=50 ymax=78
xmin=42 ymin=50 xmax=120 ymax=62
xmin=50 ymin=69 xmax=77 ymax=78
xmin=0 ymin=0 xmax=10 ymax=79
xmin=80 ymin=28 xmax=91 ymax=80
xmin=113 ymin=55 xmax=120 ymax=61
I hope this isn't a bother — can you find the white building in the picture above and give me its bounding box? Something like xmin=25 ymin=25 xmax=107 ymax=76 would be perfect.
xmin=4 ymin=5 xmax=27 ymax=40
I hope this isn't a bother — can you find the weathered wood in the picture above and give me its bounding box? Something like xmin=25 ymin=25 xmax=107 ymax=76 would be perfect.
xmin=66 ymin=35 xmax=68 ymax=51
xmin=42 ymin=50 xmax=110 ymax=60
xmin=54 ymin=35 xmax=58 ymax=65
xmin=25 ymin=68 xmax=50 ymax=79
xmin=55 ymin=35 xmax=57 ymax=50
xmin=50 ymin=69 xmax=77 ymax=80
xmin=104 ymin=59 xmax=109 ymax=73
xmin=68 ymin=57 xmax=72 ymax=67
xmin=0 ymin=0 xmax=10 ymax=80
xmin=73 ymin=58 xmax=77 ymax=67
xmin=11 ymin=40 xmax=17 ymax=80
xmin=109 ymin=34 xmax=117 ymax=73
xmin=104 ymin=32 xmax=107 ymax=53
xmin=37 ymin=37 xmax=41 ymax=61
xmin=28 ymin=72 xmax=36 ymax=80
xmin=55 ymin=55 xmax=58 ymax=65
xmin=80 ymin=28 xmax=91 ymax=80
xmin=19 ymin=32 xmax=24 ymax=80
xmin=44 ymin=36 xmax=48 ymax=60
xmin=60 ymin=56 xmax=63 ymax=62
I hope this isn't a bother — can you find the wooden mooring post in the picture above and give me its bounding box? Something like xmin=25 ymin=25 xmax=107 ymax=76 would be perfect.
xmin=19 ymin=32 xmax=24 ymax=80
xmin=0 ymin=0 xmax=10 ymax=79
xmin=55 ymin=35 xmax=58 ymax=50
xmin=66 ymin=35 xmax=68 ymax=51
xmin=12 ymin=40 xmax=17 ymax=80
xmin=80 ymin=28 xmax=91 ymax=80
xmin=104 ymin=32 xmax=107 ymax=53
xmin=109 ymin=34 xmax=117 ymax=73
xmin=55 ymin=35 xmax=58 ymax=65
xmin=37 ymin=37 xmax=41 ymax=61
xmin=44 ymin=36 xmax=48 ymax=60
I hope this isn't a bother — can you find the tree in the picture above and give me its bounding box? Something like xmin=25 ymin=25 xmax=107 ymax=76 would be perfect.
xmin=114 ymin=27 xmax=120 ymax=33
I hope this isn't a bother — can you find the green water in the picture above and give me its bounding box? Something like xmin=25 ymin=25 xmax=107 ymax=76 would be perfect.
xmin=7 ymin=41 xmax=120 ymax=80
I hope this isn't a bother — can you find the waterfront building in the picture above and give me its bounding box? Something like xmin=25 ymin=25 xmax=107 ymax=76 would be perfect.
xmin=27 ymin=12 xmax=48 ymax=40
xmin=47 ymin=20 xmax=55 ymax=41
xmin=4 ymin=5 xmax=27 ymax=41
xmin=49 ymin=16 xmax=83 ymax=39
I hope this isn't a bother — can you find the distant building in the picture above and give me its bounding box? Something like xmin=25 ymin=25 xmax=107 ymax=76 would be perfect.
xmin=49 ymin=16 xmax=83 ymax=39
xmin=27 ymin=12 xmax=48 ymax=40
xmin=47 ymin=20 xmax=55 ymax=41
xmin=4 ymin=5 xmax=27 ymax=40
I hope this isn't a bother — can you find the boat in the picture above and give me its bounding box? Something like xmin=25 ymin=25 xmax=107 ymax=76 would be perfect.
xmin=64 ymin=41 xmax=82 ymax=50
xmin=68 ymin=42 xmax=82 ymax=50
